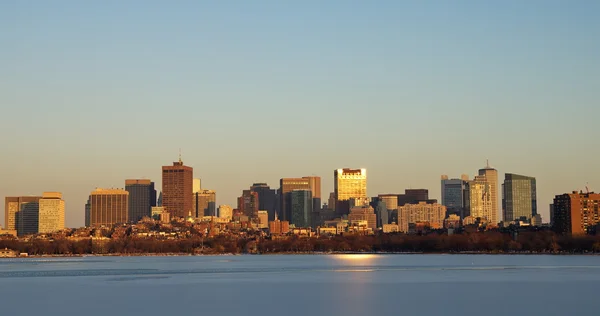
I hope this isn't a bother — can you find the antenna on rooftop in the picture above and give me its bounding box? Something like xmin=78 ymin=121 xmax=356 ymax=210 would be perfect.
xmin=179 ymin=148 xmax=182 ymax=163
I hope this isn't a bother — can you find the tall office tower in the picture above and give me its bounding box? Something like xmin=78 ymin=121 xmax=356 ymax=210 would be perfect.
xmin=279 ymin=178 xmax=311 ymax=221
xmin=378 ymin=194 xmax=398 ymax=211
xmin=502 ymin=173 xmax=537 ymax=223
xmin=88 ymin=188 xmax=129 ymax=226
xmin=125 ymin=179 xmax=157 ymax=223
xmin=441 ymin=175 xmax=469 ymax=218
xmin=251 ymin=183 xmax=277 ymax=221
xmin=370 ymin=198 xmax=389 ymax=227
xmin=218 ymin=205 xmax=233 ymax=221
xmin=84 ymin=199 xmax=91 ymax=227
xmin=328 ymin=192 xmax=336 ymax=211
xmin=194 ymin=189 xmax=216 ymax=217
xmin=290 ymin=190 xmax=312 ymax=228
xmin=38 ymin=192 xmax=65 ymax=233
xmin=467 ymin=175 xmax=494 ymax=223
xmin=157 ymin=192 xmax=162 ymax=207
xmin=162 ymin=158 xmax=193 ymax=218
xmin=193 ymin=178 xmax=201 ymax=193
xmin=5 ymin=196 xmax=42 ymax=236
xmin=552 ymin=191 xmax=600 ymax=235
xmin=478 ymin=161 xmax=499 ymax=224
xmin=398 ymin=202 xmax=447 ymax=233
xmin=334 ymin=168 xmax=367 ymax=215
xmin=302 ymin=176 xmax=322 ymax=216
xmin=348 ymin=206 xmax=377 ymax=231
xmin=238 ymin=190 xmax=259 ymax=218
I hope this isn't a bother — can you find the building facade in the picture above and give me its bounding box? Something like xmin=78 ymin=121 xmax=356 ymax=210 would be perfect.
xmin=441 ymin=175 xmax=469 ymax=218
xmin=478 ymin=162 xmax=499 ymax=224
xmin=194 ymin=190 xmax=216 ymax=217
xmin=250 ymin=183 xmax=278 ymax=221
xmin=378 ymin=194 xmax=398 ymax=211
xmin=5 ymin=196 xmax=42 ymax=236
xmin=552 ymin=192 xmax=600 ymax=235
xmin=279 ymin=178 xmax=311 ymax=221
xmin=303 ymin=176 xmax=322 ymax=215
xmin=398 ymin=202 xmax=447 ymax=233
xmin=125 ymin=179 xmax=157 ymax=223
xmin=348 ymin=206 xmax=377 ymax=231
xmin=467 ymin=175 xmax=494 ymax=223
xmin=334 ymin=168 xmax=367 ymax=215
xmin=88 ymin=188 xmax=129 ymax=226
xmin=502 ymin=173 xmax=537 ymax=222
xmin=218 ymin=205 xmax=233 ymax=221
xmin=290 ymin=190 xmax=312 ymax=228
xmin=162 ymin=159 xmax=193 ymax=218
xmin=238 ymin=190 xmax=259 ymax=219
xmin=38 ymin=192 xmax=65 ymax=233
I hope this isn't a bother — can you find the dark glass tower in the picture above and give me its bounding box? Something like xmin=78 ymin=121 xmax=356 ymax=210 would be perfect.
xmin=125 ymin=179 xmax=157 ymax=223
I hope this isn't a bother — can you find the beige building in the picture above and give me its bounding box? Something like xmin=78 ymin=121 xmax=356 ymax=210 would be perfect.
xmin=193 ymin=178 xmax=201 ymax=193
xmin=348 ymin=206 xmax=377 ymax=231
xmin=382 ymin=224 xmax=399 ymax=233
xmin=478 ymin=161 xmax=498 ymax=223
xmin=5 ymin=196 xmax=42 ymax=236
xmin=194 ymin=189 xmax=216 ymax=217
xmin=334 ymin=168 xmax=367 ymax=201
xmin=378 ymin=194 xmax=399 ymax=210
xmin=398 ymin=202 xmax=446 ymax=233
xmin=88 ymin=188 xmax=129 ymax=226
xmin=257 ymin=210 xmax=269 ymax=229
xmin=218 ymin=205 xmax=233 ymax=221
xmin=468 ymin=175 xmax=494 ymax=222
xmin=38 ymin=192 xmax=65 ymax=233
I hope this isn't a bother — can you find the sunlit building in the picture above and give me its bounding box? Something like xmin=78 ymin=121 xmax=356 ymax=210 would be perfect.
xmin=88 ymin=188 xmax=129 ymax=226
xmin=38 ymin=192 xmax=65 ymax=233
xmin=218 ymin=205 xmax=233 ymax=221
xmin=238 ymin=190 xmax=259 ymax=219
xmin=467 ymin=175 xmax=494 ymax=222
xmin=441 ymin=175 xmax=469 ymax=218
xmin=348 ymin=206 xmax=377 ymax=231
xmin=194 ymin=189 xmax=216 ymax=217
xmin=398 ymin=202 xmax=446 ymax=233
xmin=334 ymin=168 xmax=367 ymax=215
xmin=478 ymin=161 xmax=499 ymax=223
xmin=502 ymin=173 xmax=537 ymax=222
xmin=162 ymin=158 xmax=193 ymax=218
xmin=552 ymin=191 xmax=600 ymax=235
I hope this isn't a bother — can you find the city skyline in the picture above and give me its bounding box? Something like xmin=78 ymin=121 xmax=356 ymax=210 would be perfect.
xmin=1 ymin=2 xmax=599 ymax=228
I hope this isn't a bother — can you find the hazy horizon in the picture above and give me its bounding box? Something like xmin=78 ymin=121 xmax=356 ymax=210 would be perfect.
xmin=1 ymin=1 xmax=598 ymax=228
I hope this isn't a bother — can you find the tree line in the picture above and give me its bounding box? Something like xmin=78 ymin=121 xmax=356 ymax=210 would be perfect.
xmin=2 ymin=231 xmax=600 ymax=255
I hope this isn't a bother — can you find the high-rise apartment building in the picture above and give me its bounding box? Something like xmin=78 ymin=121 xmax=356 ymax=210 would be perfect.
xmin=162 ymin=158 xmax=193 ymax=218
xmin=279 ymin=178 xmax=311 ymax=221
xmin=466 ymin=175 xmax=494 ymax=223
xmin=194 ymin=190 xmax=216 ymax=217
xmin=478 ymin=161 xmax=499 ymax=223
xmin=38 ymin=192 xmax=65 ymax=233
xmin=218 ymin=205 xmax=233 ymax=221
xmin=88 ymin=188 xmax=129 ymax=226
xmin=125 ymin=179 xmax=157 ymax=223
xmin=290 ymin=190 xmax=312 ymax=228
xmin=502 ymin=173 xmax=537 ymax=222
xmin=251 ymin=183 xmax=277 ymax=221
xmin=398 ymin=202 xmax=447 ymax=233
xmin=441 ymin=175 xmax=469 ymax=218
xmin=552 ymin=191 xmax=600 ymax=235
xmin=5 ymin=196 xmax=42 ymax=236
xmin=334 ymin=168 xmax=367 ymax=215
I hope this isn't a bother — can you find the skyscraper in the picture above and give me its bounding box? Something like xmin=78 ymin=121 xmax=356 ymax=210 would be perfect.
xmin=193 ymin=178 xmax=201 ymax=193
xmin=334 ymin=168 xmax=367 ymax=215
xmin=467 ymin=175 xmax=494 ymax=223
xmin=441 ymin=175 xmax=469 ymax=218
xmin=162 ymin=158 xmax=193 ymax=218
xmin=38 ymin=192 xmax=65 ymax=233
xmin=397 ymin=189 xmax=431 ymax=206
xmin=194 ymin=189 xmax=216 ymax=217
xmin=303 ymin=176 xmax=322 ymax=215
xmin=5 ymin=196 xmax=42 ymax=236
xmin=250 ymin=183 xmax=277 ymax=221
xmin=290 ymin=190 xmax=312 ymax=228
xmin=88 ymin=188 xmax=129 ymax=226
xmin=478 ymin=161 xmax=499 ymax=223
xmin=378 ymin=194 xmax=398 ymax=211
xmin=552 ymin=191 xmax=600 ymax=235
xmin=125 ymin=179 xmax=157 ymax=223
xmin=502 ymin=173 xmax=537 ymax=222
xmin=238 ymin=190 xmax=259 ymax=218
xmin=279 ymin=178 xmax=311 ymax=221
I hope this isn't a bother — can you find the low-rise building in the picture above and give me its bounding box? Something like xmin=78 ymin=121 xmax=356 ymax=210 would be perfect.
xmin=382 ymin=224 xmax=399 ymax=233
xmin=0 ymin=248 xmax=18 ymax=258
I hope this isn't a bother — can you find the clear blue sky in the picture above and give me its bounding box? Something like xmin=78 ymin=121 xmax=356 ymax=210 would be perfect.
xmin=1 ymin=1 xmax=598 ymax=228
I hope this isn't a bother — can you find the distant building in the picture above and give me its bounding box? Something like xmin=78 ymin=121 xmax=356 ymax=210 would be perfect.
xmin=38 ymin=192 xmax=65 ymax=233
xmin=125 ymin=179 xmax=157 ymax=223
xmin=466 ymin=175 xmax=494 ymax=223
xmin=151 ymin=206 xmax=164 ymax=220
xmin=4 ymin=196 xmax=42 ymax=236
xmin=334 ymin=168 xmax=367 ymax=215
xmin=269 ymin=215 xmax=290 ymax=235
xmin=162 ymin=158 xmax=193 ymax=218
xmin=398 ymin=202 xmax=446 ymax=233
xmin=279 ymin=178 xmax=311 ymax=221
xmin=478 ymin=161 xmax=499 ymax=224
xmin=531 ymin=214 xmax=542 ymax=227
xmin=549 ymin=204 xmax=555 ymax=226
xmin=194 ymin=190 xmax=216 ymax=217
xmin=303 ymin=176 xmax=322 ymax=217
xmin=257 ymin=210 xmax=269 ymax=229
xmin=370 ymin=198 xmax=389 ymax=228
xmin=444 ymin=214 xmax=461 ymax=229
xmin=441 ymin=175 xmax=469 ymax=218
xmin=348 ymin=206 xmax=377 ymax=231
xmin=378 ymin=194 xmax=398 ymax=211
xmin=218 ymin=205 xmax=233 ymax=221
xmin=382 ymin=224 xmax=399 ymax=233
xmin=88 ymin=188 xmax=129 ymax=226
xmin=552 ymin=191 xmax=600 ymax=235
xmin=238 ymin=190 xmax=259 ymax=219
xmin=502 ymin=173 xmax=537 ymax=222
xmin=250 ymin=183 xmax=277 ymax=221
xmin=193 ymin=178 xmax=201 ymax=193
xmin=290 ymin=190 xmax=312 ymax=228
